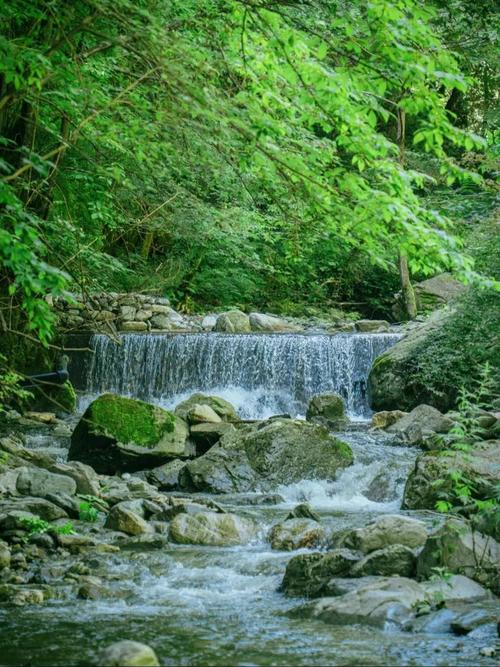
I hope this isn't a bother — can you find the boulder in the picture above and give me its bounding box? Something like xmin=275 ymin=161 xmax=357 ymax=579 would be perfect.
xmin=186 ymin=404 xmax=221 ymax=424
xmin=214 ymin=310 xmax=251 ymax=333
xmin=189 ymin=422 xmax=235 ymax=454
xmin=297 ymin=577 xmax=425 ymax=628
xmin=350 ymin=544 xmax=416 ymax=578
xmin=371 ymin=410 xmax=407 ymax=429
xmin=416 ymin=518 xmax=500 ymax=593
xmin=286 ymin=503 xmax=320 ymax=522
xmin=393 ymin=273 xmax=466 ymax=320
xmin=180 ymin=418 xmax=353 ymax=493
xmin=249 ymin=313 xmax=297 ymax=332
xmin=367 ymin=309 xmax=453 ymax=412
xmin=69 ymin=394 xmax=191 ymax=473
xmin=355 ymin=319 xmax=390 ymax=332
xmin=16 ymin=468 xmax=77 ymax=498
xmin=104 ymin=503 xmax=153 ymax=536
xmin=421 ymin=575 xmax=490 ymax=603
xmin=451 ymin=608 xmax=497 ymax=635
xmin=281 ymin=550 xmax=360 ymax=597
xmin=386 ymin=404 xmax=453 ymax=444
xmin=174 ymin=393 xmax=238 ymax=422
xmin=305 ymin=393 xmax=348 ymax=429
xmin=403 ymin=440 xmax=500 ymax=514
xmin=145 ymin=460 xmax=186 ymax=491
xmin=269 ymin=519 xmax=325 ymax=551
xmin=169 ymin=511 xmax=257 ymax=546
xmin=98 ymin=640 xmax=160 ymax=667
xmin=343 ymin=514 xmax=428 ymax=553
xmin=0 ymin=497 xmax=68 ymax=522
xmin=49 ymin=461 xmax=100 ymax=496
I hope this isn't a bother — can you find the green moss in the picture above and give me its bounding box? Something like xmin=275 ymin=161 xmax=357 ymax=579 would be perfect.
xmin=335 ymin=438 xmax=354 ymax=463
xmin=90 ymin=394 xmax=175 ymax=448
xmin=56 ymin=382 xmax=76 ymax=413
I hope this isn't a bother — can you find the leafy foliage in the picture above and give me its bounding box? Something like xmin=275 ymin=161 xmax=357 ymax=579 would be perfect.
xmin=0 ymin=0 xmax=497 ymax=339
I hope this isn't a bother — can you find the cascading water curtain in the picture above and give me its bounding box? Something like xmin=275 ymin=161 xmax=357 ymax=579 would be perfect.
xmin=86 ymin=333 xmax=401 ymax=419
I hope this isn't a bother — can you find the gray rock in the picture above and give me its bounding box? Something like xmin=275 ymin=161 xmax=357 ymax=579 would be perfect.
xmin=282 ymin=550 xmax=360 ymax=597
xmin=344 ymin=514 xmax=428 ymax=553
xmin=249 ymin=312 xmax=297 ymax=332
xmin=16 ymin=469 xmax=77 ymax=498
xmin=386 ymin=404 xmax=453 ymax=444
xmin=214 ymin=310 xmax=251 ymax=333
xmin=350 ymin=544 xmax=416 ymax=577
xmin=169 ymin=511 xmax=257 ymax=546
xmin=286 ymin=503 xmax=320 ymax=522
xmin=186 ymin=404 xmax=222 ymax=424
xmin=421 ymin=575 xmax=490 ymax=603
xmin=0 ymin=541 xmax=10 ymax=569
xmin=49 ymin=461 xmax=100 ymax=496
xmin=297 ymin=576 xmax=425 ymax=628
xmin=174 ymin=393 xmax=239 ymax=422
xmin=98 ymin=640 xmax=160 ymax=667
xmin=451 ymin=608 xmax=497 ymax=635
xmin=417 ymin=519 xmax=500 ymax=593
xmin=146 ymin=460 xmax=185 ymax=491
xmin=179 ymin=418 xmax=352 ymax=494
xmin=104 ymin=503 xmax=153 ymax=536
xmin=269 ymin=519 xmax=325 ymax=551
xmin=403 ymin=440 xmax=500 ymax=514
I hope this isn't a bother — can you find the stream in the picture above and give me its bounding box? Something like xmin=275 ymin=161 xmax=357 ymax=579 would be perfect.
xmin=1 ymin=332 xmax=498 ymax=666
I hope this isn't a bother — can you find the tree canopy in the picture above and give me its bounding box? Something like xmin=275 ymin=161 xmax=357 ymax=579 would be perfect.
xmin=0 ymin=0 xmax=498 ymax=343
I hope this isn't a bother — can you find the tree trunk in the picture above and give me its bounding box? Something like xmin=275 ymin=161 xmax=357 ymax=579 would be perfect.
xmin=396 ymin=104 xmax=417 ymax=321
xmin=398 ymin=252 xmax=417 ymax=321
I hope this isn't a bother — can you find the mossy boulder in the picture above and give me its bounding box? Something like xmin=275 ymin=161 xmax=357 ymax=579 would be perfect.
xmin=174 ymin=393 xmax=239 ymax=422
xmin=180 ymin=418 xmax=353 ymax=493
xmin=306 ymin=393 xmax=348 ymax=429
xmin=69 ymin=393 xmax=191 ymax=474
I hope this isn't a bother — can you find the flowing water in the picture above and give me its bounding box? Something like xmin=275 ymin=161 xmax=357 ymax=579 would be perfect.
xmin=2 ymin=333 xmax=498 ymax=666
xmin=84 ymin=332 xmax=401 ymax=419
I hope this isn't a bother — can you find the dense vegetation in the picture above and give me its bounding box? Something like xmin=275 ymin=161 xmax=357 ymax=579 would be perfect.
xmin=0 ymin=0 xmax=497 ymax=348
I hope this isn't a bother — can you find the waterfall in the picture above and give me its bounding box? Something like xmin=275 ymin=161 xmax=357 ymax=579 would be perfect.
xmin=85 ymin=332 xmax=400 ymax=419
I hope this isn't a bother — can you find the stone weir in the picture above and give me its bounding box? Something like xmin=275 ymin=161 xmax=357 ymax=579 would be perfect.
xmin=83 ymin=332 xmax=401 ymax=420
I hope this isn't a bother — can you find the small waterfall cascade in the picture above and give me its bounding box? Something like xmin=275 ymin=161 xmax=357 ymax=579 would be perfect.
xmin=85 ymin=332 xmax=400 ymax=419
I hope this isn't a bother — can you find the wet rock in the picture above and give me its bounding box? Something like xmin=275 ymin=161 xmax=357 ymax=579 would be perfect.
xmin=417 ymin=519 xmax=500 ymax=593
xmin=104 ymin=504 xmax=153 ymax=536
xmin=69 ymin=393 xmax=192 ymax=474
xmin=451 ymin=609 xmax=497 ymax=635
xmin=344 ymin=514 xmax=428 ymax=553
xmin=186 ymin=404 xmax=222 ymax=425
xmin=174 ymin=393 xmax=239 ymax=422
xmin=371 ymin=410 xmax=407 ymax=429
xmin=0 ymin=584 xmax=52 ymax=605
xmin=306 ymin=393 xmax=348 ymax=429
xmin=403 ymin=441 xmax=500 ymax=515
xmin=189 ymin=422 xmax=235 ymax=454
xmin=386 ymin=404 xmax=454 ymax=445
xmin=295 ymin=576 xmax=425 ymax=628
xmin=421 ymin=574 xmax=490 ymax=603
xmin=282 ymin=550 xmax=360 ymax=597
xmin=55 ymin=533 xmax=99 ymax=553
xmin=49 ymin=461 xmax=100 ymax=496
xmin=77 ymin=576 xmax=112 ymax=600
xmin=98 ymin=640 xmax=160 ymax=667
xmin=269 ymin=519 xmax=325 ymax=551
xmin=145 ymin=460 xmax=185 ymax=491
xmin=0 ymin=540 xmax=10 ymax=569
xmin=0 ymin=497 xmax=68 ymax=522
xmin=99 ymin=476 xmax=159 ymax=505
xmin=29 ymin=532 xmax=55 ymax=550
xmin=16 ymin=468 xmax=77 ymax=497
xmin=169 ymin=511 xmax=257 ymax=546
xmin=351 ymin=544 xmax=416 ymax=578
xmin=214 ymin=310 xmax=251 ymax=333
xmin=0 ymin=469 xmax=23 ymax=496
xmin=286 ymin=503 xmax=320 ymax=522
xmin=180 ymin=419 xmax=352 ymax=494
